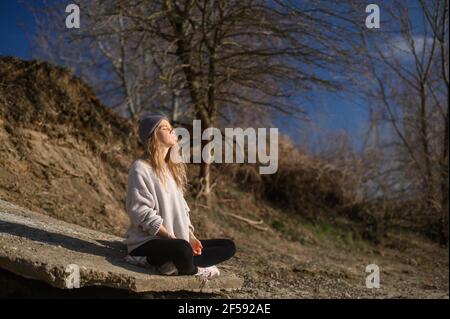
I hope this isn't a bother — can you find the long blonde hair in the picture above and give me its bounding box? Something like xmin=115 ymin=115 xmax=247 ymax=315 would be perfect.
xmin=141 ymin=124 xmax=187 ymax=194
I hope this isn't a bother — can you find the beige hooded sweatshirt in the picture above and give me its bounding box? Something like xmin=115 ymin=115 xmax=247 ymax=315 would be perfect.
xmin=123 ymin=159 xmax=194 ymax=253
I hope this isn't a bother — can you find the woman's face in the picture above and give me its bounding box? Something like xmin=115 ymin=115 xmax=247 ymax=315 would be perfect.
xmin=156 ymin=119 xmax=177 ymax=147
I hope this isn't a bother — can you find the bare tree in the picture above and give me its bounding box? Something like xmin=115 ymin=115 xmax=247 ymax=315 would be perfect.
xmin=118 ymin=0 xmax=358 ymax=200
xmin=353 ymin=0 xmax=448 ymax=243
xmin=28 ymin=0 xmax=361 ymax=202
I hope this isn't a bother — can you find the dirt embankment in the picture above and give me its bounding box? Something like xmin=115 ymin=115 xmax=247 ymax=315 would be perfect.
xmin=0 ymin=56 xmax=140 ymax=235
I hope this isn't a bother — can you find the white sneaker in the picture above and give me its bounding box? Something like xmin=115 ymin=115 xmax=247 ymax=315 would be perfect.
xmin=195 ymin=266 xmax=220 ymax=279
xmin=158 ymin=261 xmax=178 ymax=276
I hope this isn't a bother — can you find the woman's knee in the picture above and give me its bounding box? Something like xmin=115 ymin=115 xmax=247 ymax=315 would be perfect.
xmin=224 ymin=239 xmax=236 ymax=258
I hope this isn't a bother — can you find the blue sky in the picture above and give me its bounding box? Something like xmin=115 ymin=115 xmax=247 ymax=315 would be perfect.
xmin=0 ymin=0 xmax=371 ymax=154
xmin=0 ymin=0 xmax=35 ymax=58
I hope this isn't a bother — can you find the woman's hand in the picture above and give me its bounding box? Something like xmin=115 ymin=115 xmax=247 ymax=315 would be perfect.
xmin=189 ymin=235 xmax=203 ymax=256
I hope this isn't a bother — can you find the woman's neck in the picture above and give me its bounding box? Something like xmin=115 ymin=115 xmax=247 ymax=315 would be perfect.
xmin=160 ymin=146 xmax=170 ymax=169
xmin=161 ymin=145 xmax=170 ymax=159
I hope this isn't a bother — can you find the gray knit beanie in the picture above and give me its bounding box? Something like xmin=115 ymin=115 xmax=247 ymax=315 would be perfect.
xmin=138 ymin=114 xmax=169 ymax=145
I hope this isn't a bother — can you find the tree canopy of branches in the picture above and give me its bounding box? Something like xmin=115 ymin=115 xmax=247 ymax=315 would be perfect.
xmin=29 ymin=0 xmax=358 ymax=200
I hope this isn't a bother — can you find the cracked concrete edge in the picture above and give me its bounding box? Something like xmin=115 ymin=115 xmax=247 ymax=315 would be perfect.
xmin=0 ymin=247 xmax=244 ymax=293
xmin=0 ymin=199 xmax=244 ymax=293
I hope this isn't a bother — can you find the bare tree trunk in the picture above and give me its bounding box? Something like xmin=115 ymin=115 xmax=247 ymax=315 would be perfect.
xmin=419 ymin=82 xmax=435 ymax=214
xmin=439 ymin=113 xmax=449 ymax=244
xmin=197 ymin=110 xmax=213 ymax=202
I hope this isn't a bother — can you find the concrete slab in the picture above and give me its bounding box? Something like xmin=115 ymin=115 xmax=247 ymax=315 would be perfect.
xmin=0 ymin=199 xmax=243 ymax=293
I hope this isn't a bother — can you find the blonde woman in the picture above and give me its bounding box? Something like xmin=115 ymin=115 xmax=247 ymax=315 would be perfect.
xmin=123 ymin=115 xmax=236 ymax=278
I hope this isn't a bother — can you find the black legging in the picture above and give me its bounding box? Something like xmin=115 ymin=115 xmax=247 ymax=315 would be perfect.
xmin=130 ymin=238 xmax=236 ymax=275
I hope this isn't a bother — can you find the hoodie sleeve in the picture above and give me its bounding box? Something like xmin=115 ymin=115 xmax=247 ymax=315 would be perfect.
xmin=188 ymin=215 xmax=195 ymax=234
xmin=182 ymin=196 xmax=195 ymax=234
xmin=126 ymin=163 xmax=163 ymax=236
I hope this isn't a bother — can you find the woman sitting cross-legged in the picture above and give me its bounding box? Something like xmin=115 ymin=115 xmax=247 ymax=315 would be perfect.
xmin=123 ymin=115 xmax=236 ymax=279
